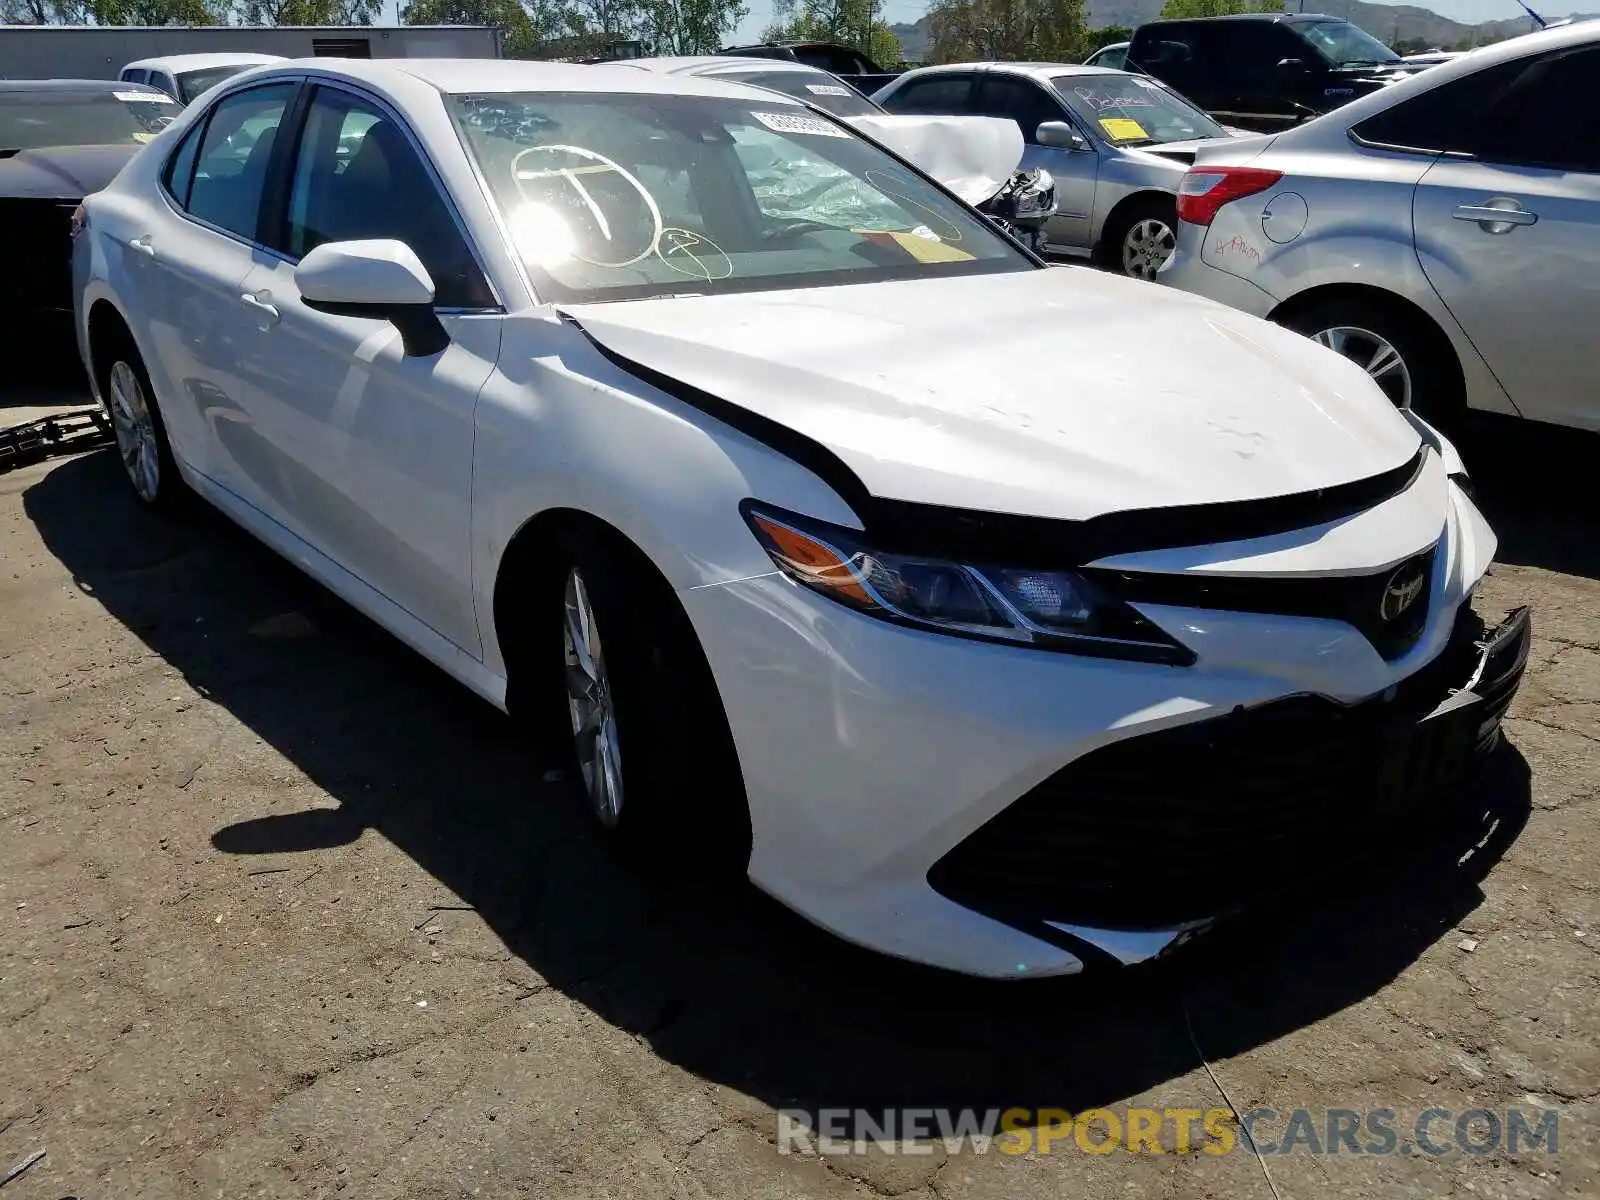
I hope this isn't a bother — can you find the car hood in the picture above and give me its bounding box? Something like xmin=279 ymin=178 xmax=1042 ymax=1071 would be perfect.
xmin=0 ymin=143 xmax=139 ymax=199
xmin=560 ymin=267 xmax=1421 ymax=522
xmin=842 ymin=113 xmax=1023 ymax=205
xmin=1122 ymin=135 xmax=1234 ymax=167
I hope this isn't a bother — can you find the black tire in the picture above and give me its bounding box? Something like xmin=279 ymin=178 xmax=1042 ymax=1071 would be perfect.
xmin=95 ymin=328 xmax=185 ymax=511
xmin=537 ymin=527 xmax=751 ymax=880
xmin=1095 ymin=195 xmax=1178 ymax=281
xmin=1278 ymin=298 xmax=1462 ymax=430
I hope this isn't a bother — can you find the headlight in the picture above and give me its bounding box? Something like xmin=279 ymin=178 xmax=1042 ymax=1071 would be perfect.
xmin=742 ymin=503 xmax=1194 ymax=665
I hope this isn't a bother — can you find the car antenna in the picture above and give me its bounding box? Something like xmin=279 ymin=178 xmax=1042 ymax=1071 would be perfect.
xmin=1511 ymin=0 xmax=1547 ymax=27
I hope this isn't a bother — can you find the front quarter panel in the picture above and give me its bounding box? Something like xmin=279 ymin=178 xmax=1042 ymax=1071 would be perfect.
xmin=471 ymin=310 xmax=861 ymax=684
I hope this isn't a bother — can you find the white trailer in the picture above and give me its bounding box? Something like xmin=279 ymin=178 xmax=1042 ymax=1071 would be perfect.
xmin=0 ymin=24 xmax=503 ymax=81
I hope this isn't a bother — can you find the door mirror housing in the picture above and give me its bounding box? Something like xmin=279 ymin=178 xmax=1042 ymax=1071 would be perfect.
xmin=294 ymin=238 xmax=448 ymax=356
xmin=1277 ymin=57 xmax=1308 ymax=75
xmin=1036 ymin=120 xmax=1089 ymax=151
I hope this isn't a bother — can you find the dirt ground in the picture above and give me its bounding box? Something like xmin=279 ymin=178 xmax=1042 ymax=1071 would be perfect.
xmin=2 ymin=357 xmax=1598 ymax=1200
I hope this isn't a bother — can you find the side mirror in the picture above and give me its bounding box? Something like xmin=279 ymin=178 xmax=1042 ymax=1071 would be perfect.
xmin=1036 ymin=121 xmax=1089 ymax=151
xmin=1278 ymin=57 xmax=1308 ymax=75
xmin=294 ymin=238 xmax=448 ymax=357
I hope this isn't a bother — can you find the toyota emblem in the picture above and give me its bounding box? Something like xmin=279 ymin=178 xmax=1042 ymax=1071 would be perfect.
xmin=1380 ymin=562 xmax=1427 ymax=623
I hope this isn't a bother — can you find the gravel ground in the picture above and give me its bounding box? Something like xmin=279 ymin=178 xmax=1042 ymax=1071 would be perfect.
xmin=2 ymin=375 xmax=1597 ymax=1199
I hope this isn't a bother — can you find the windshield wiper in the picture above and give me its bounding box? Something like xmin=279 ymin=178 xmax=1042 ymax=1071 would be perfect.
xmin=1340 ymin=58 xmax=1392 ymax=67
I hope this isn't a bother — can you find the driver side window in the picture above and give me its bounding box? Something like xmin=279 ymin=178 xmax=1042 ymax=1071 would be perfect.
xmin=277 ymin=86 xmax=494 ymax=309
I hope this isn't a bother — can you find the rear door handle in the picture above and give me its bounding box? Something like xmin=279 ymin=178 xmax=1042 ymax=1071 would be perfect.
xmin=1452 ymin=203 xmax=1537 ymax=231
xmin=129 ymin=234 xmax=155 ymax=257
xmin=240 ymin=291 xmax=280 ymax=326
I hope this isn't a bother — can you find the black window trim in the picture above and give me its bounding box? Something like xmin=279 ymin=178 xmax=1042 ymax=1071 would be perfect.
xmin=158 ymin=73 xmax=503 ymax=315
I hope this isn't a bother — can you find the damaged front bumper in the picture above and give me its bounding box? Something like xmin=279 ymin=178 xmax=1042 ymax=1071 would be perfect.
xmin=928 ymin=604 xmax=1533 ymax=968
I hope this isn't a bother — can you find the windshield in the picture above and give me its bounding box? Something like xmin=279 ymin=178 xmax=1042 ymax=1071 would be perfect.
xmin=1054 ymin=74 xmax=1227 ymax=145
xmin=721 ymin=69 xmax=880 ymax=118
xmin=449 ymin=91 xmax=1030 ymax=304
xmin=177 ymin=65 xmax=256 ymax=105
xmin=0 ymin=89 xmax=177 ymax=153
xmin=1296 ymin=20 xmax=1400 ymax=66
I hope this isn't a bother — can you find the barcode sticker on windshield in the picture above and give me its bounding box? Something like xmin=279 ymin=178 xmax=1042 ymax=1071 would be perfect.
xmin=805 ymin=83 xmax=853 ymax=96
xmin=751 ymin=110 xmax=850 ymax=137
xmin=116 ymin=90 xmax=173 ymax=103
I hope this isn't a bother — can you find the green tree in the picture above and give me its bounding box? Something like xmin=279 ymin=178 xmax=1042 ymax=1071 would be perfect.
xmin=404 ymin=0 xmax=580 ymax=58
xmin=1158 ymin=0 xmax=1278 ymax=17
xmin=231 ymin=0 xmax=380 ymax=23
xmin=1082 ymin=22 xmax=1130 ymax=51
xmin=91 ymin=0 xmax=224 ymax=21
xmin=763 ymin=0 xmax=903 ymax=67
xmin=925 ymin=0 xmax=1084 ymax=64
xmin=641 ymin=0 xmax=747 ymax=54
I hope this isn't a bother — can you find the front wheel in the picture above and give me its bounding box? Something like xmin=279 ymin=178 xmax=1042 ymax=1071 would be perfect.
xmin=546 ymin=530 xmax=751 ymax=878
xmin=1097 ymin=197 xmax=1178 ymax=281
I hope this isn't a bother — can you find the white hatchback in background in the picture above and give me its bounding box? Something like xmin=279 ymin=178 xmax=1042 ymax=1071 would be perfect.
xmin=74 ymin=58 xmax=1528 ymax=979
xmin=120 ymin=52 xmax=287 ymax=106
xmin=1160 ymin=23 xmax=1600 ymax=433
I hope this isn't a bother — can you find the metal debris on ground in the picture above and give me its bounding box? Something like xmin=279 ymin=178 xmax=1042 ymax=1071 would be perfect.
xmin=0 ymin=1148 xmax=45 ymax=1188
xmin=0 ymin=408 xmax=110 ymax=475
xmin=1458 ymin=937 xmax=1479 ymax=953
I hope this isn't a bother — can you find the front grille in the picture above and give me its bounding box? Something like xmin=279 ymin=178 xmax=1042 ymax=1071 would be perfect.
xmin=1 ymin=199 xmax=78 ymax=314
xmin=1092 ymin=545 xmax=1438 ymax=660
xmin=928 ymin=605 xmax=1524 ymax=931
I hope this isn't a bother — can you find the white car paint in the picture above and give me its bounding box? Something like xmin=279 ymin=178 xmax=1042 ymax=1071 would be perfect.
xmin=75 ymin=57 xmax=1518 ymax=979
xmin=119 ymin=52 xmax=287 ymax=104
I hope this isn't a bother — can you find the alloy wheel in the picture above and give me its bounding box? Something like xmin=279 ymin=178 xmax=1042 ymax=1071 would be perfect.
xmin=1122 ymin=217 xmax=1176 ymax=281
xmin=563 ymin=567 xmax=624 ymax=827
xmin=107 ymin=359 xmax=160 ymax=502
xmin=1311 ymin=325 xmax=1413 ymax=410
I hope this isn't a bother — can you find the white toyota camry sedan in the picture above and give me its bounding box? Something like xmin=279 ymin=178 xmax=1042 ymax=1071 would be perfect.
xmin=73 ymin=58 xmax=1530 ymax=978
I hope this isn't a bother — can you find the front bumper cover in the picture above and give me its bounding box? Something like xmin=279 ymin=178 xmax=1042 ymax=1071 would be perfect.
xmin=929 ymin=604 xmax=1531 ymax=962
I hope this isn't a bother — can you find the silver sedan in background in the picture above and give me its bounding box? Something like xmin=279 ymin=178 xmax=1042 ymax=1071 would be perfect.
xmin=873 ymin=63 xmax=1237 ymax=277
xmin=1161 ymin=22 xmax=1600 ymax=433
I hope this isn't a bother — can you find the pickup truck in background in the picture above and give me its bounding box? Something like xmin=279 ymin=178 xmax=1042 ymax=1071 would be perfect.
xmin=716 ymin=41 xmax=903 ymax=95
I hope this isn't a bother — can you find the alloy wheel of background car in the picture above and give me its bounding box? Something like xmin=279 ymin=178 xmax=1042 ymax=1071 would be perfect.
xmin=1279 ymin=298 xmax=1460 ymax=429
xmin=1121 ymin=216 xmax=1176 ymax=281
xmin=562 ymin=566 xmax=624 ymax=828
xmin=1310 ymin=325 xmax=1413 ymax=411
xmin=107 ymin=360 xmax=161 ymax=503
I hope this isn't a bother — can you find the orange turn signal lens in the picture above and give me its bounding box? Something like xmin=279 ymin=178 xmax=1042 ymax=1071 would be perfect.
xmin=748 ymin=512 xmax=875 ymax=607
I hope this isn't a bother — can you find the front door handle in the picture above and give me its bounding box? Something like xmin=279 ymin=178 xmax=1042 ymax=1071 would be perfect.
xmin=129 ymin=234 xmax=155 ymax=257
xmin=240 ymin=290 xmax=280 ymax=326
xmin=1452 ymin=201 xmax=1537 ymax=232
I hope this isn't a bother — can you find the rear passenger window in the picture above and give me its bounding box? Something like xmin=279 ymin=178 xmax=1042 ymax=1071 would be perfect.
xmin=183 ymin=83 xmax=296 ymax=241
xmin=881 ymin=74 xmax=974 ymax=114
xmin=1351 ymin=59 xmax=1525 ymax=155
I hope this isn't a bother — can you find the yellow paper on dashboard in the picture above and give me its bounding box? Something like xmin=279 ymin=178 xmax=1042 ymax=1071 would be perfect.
xmin=1098 ymin=117 xmax=1148 ymax=141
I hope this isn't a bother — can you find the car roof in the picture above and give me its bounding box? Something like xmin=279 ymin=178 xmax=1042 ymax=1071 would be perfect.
xmin=247 ymin=57 xmax=810 ymax=101
xmin=0 ymin=78 xmax=170 ymax=94
xmin=1142 ymin=11 xmax=1334 ymax=22
xmin=898 ymin=61 xmax=1135 ymax=80
xmin=122 ymin=51 xmax=287 ymax=72
xmin=627 ymin=55 xmax=828 ymax=77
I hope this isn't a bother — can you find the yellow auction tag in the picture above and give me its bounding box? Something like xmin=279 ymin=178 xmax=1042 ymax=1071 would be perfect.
xmin=889 ymin=232 xmax=974 ymax=262
xmin=132 ymin=131 xmax=154 ymax=143
xmin=1098 ymin=117 xmax=1148 ymax=141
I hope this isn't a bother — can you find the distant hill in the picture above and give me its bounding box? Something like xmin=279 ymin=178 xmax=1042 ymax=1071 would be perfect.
xmin=889 ymin=2 xmax=1564 ymax=60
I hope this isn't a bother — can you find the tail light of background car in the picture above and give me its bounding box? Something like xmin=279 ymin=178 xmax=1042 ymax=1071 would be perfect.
xmin=1176 ymin=167 xmax=1283 ymax=228
xmin=68 ymin=203 xmax=87 ymax=240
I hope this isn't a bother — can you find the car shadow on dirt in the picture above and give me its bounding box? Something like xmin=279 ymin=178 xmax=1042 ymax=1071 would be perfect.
xmin=25 ymin=449 xmax=1533 ymax=1118
xmin=1460 ymin=417 xmax=1600 ymax=582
